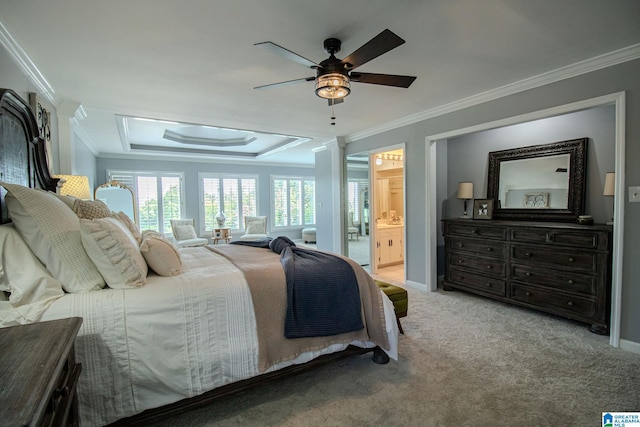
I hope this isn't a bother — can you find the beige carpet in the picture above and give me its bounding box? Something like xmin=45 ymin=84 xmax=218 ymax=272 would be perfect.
xmin=149 ymin=287 xmax=639 ymax=427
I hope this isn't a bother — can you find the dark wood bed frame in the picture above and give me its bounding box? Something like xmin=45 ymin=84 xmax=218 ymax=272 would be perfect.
xmin=0 ymin=88 xmax=389 ymax=425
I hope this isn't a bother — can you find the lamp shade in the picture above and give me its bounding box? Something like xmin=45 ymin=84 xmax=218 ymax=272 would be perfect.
xmin=603 ymin=172 xmax=615 ymax=196
xmin=54 ymin=175 xmax=91 ymax=199
xmin=457 ymin=182 xmax=474 ymax=199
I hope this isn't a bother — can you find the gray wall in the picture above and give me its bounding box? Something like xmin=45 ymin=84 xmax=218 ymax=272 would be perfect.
xmin=1 ymin=45 xmax=97 ymax=184
xmin=97 ymin=157 xmax=313 ymax=240
xmin=444 ymin=105 xmax=615 ymax=223
xmin=347 ymin=58 xmax=640 ymax=345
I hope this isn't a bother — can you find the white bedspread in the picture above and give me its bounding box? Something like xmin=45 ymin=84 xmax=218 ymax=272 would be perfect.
xmin=42 ymin=247 xmax=398 ymax=426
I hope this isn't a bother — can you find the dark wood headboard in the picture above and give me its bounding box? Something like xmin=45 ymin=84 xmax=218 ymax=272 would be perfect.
xmin=0 ymin=89 xmax=58 ymax=224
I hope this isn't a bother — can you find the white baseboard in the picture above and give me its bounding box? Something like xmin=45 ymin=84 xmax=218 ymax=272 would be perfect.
xmin=620 ymin=339 xmax=640 ymax=354
xmin=406 ymin=280 xmax=428 ymax=291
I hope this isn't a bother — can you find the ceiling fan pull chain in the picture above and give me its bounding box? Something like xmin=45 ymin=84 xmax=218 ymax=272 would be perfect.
xmin=330 ymin=100 xmax=336 ymax=126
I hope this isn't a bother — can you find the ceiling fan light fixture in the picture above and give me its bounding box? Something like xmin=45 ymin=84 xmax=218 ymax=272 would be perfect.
xmin=315 ymin=73 xmax=350 ymax=99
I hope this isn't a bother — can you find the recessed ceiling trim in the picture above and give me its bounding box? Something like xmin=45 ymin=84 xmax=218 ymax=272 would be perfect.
xmin=130 ymin=144 xmax=258 ymax=158
xmin=163 ymin=129 xmax=257 ymax=147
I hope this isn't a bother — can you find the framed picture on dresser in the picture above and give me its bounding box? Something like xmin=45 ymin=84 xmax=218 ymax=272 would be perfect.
xmin=473 ymin=199 xmax=493 ymax=220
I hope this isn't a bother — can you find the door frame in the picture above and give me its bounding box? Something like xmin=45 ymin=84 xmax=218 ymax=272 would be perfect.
xmin=370 ymin=144 xmax=406 ymax=276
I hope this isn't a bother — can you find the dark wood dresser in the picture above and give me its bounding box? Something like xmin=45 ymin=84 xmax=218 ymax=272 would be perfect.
xmin=442 ymin=219 xmax=612 ymax=334
xmin=0 ymin=317 xmax=83 ymax=426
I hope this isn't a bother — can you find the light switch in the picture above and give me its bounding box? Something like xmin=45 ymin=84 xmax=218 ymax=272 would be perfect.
xmin=630 ymin=186 xmax=640 ymax=202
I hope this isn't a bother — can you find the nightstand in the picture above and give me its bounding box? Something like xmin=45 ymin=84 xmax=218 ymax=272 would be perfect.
xmin=213 ymin=227 xmax=232 ymax=244
xmin=0 ymin=317 xmax=83 ymax=426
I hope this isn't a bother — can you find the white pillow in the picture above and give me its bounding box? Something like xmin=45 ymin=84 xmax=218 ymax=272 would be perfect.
xmin=139 ymin=230 xmax=183 ymax=276
xmin=0 ymin=224 xmax=65 ymax=326
xmin=246 ymin=220 xmax=265 ymax=234
xmin=1 ymin=182 xmax=105 ymax=293
xmin=174 ymin=224 xmax=197 ymax=240
xmin=113 ymin=211 xmax=142 ymax=244
xmin=80 ymin=216 xmax=148 ymax=289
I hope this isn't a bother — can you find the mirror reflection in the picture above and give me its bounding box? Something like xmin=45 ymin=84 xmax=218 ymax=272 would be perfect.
xmin=498 ymin=154 xmax=570 ymax=209
xmin=95 ymin=180 xmax=137 ymax=223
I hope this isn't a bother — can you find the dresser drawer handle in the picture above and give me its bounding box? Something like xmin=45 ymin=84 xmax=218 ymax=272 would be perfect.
xmin=458 ymin=259 xmax=464 ymax=264
xmin=486 ymin=247 xmax=493 ymax=252
xmin=567 ymin=301 xmax=574 ymax=307
xmin=568 ymin=279 xmax=574 ymax=285
xmin=525 ymin=272 xmax=532 ymax=276
xmin=486 ymin=265 xmax=493 ymax=270
xmin=525 ymin=252 xmax=532 ymax=257
xmin=525 ymin=292 xmax=531 ymax=296
xmin=568 ymin=257 xmax=575 ymax=262
xmin=486 ymin=283 xmax=493 ymax=287
xmin=457 ymin=243 xmax=464 ymax=248
xmin=471 ymin=229 xmax=478 ymax=235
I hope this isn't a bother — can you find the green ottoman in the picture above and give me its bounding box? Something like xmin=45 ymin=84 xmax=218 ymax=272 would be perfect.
xmin=375 ymin=280 xmax=408 ymax=334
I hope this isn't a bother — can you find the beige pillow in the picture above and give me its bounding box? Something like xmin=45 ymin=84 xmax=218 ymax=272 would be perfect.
xmin=80 ymin=216 xmax=148 ymax=289
xmin=174 ymin=224 xmax=197 ymax=240
xmin=246 ymin=220 xmax=265 ymax=234
xmin=113 ymin=211 xmax=142 ymax=244
xmin=140 ymin=230 xmax=183 ymax=276
xmin=1 ymin=182 xmax=105 ymax=293
xmin=74 ymin=199 xmax=112 ymax=219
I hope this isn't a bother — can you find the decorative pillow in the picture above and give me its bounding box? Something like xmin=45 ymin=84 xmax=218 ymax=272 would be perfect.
xmin=139 ymin=230 xmax=183 ymax=276
xmin=174 ymin=224 xmax=197 ymax=240
xmin=1 ymin=182 xmax=105 ymax=293
xmin=49 ymin=192 xmax=77 ymax=210
xmin=113 ymin=211 xmax=142 ymax=244
xmin=246 ymin=220 xmax=265 ymax=235
xmin=0 ymin=224 xmax=64 ymax=326
xmin=74 ymin=199 xmax=112 ymax=219
xmin=80 ymin=216 xmax=148 ymax=289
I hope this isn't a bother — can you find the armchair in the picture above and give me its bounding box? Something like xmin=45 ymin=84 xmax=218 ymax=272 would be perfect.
xmin=239 ymin=216 xmax=268 ymax=241
xmin=348 ymin=211 xmax=359 ymax=240
xmin=170 ymin=218 xmax=208 ymax=247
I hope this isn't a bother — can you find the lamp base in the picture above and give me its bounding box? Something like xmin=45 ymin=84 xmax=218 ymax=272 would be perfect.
xmin=460 ymin=213 xmax=471 ymax=219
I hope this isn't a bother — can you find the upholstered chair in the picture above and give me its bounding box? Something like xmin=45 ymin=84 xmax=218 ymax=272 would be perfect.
xmin=239 ymin=216 xmax=268 ymax=241
xmin=348 ymin=211 xmax=359 ymax=240
xmin=170 ymin=218 xmax=208 ymax=247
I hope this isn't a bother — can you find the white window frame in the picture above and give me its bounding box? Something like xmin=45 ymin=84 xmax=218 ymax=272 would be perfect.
xmin=107 ymin=170 xmax=185 ymax=235
xmin=198 ymin=172 xmax=259 ymax=233
xmin=271 ymin=175 xmax=316 ymax=230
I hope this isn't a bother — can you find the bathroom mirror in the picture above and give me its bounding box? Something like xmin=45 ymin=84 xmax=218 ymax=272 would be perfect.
xmin=487 ymin=138 xmax=587 ymax=221
xmin=95 ymin=180 xmax=137 ymax=224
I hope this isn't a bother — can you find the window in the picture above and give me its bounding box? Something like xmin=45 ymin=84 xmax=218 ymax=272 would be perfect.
xmin=272 ymin=176 xmax=315 ymax=228
xmin=348 ymin=179 xmax=368 ymax=225
xmin=107 ymin=170 xmax=184 ymax=234
xmin=200 ymin=174 xmax=258 ymax=231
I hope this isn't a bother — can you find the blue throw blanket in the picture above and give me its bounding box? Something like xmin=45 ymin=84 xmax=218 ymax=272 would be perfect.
xmin=232 ymin=237 xmax=364 ymax=338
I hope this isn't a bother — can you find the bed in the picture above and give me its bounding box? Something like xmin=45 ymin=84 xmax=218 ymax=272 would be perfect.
xmin=0 ymin=89 xmax=398 ymax=426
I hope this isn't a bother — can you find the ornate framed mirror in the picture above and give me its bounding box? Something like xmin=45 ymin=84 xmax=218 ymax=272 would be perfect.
xmin=95 ymin=180 xmax=138 ymax=224
xmin=487 ymin=138 xmax=587 ymax=222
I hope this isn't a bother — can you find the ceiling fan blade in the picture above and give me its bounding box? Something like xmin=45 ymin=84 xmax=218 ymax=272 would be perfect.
xmin=328 ymin=98 xmax=344 ymax=106
xmin=349 ymin=72 xmax=416 ymax=88
xmin=254 ymin=77 xmax=315 ymax=90
xmin=341 ymin=29 xmax=405 ymax=70
xmin=254 ymin=41 xmax=320 ymax=69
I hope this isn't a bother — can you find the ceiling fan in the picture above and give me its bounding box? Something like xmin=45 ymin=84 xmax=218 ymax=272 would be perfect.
xmin=254 ymin=29 xmax=417 ymax=106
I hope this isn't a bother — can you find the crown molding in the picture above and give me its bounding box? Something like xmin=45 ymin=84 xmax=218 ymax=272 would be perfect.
xmin=0 ymin=20 xmax=55 ymax=103
xmin=346 ymin=43 xmax=640 ymax=143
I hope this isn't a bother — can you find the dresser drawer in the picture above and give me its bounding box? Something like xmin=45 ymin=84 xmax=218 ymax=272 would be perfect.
xmin=445 ymin=223 xmax=507 ymax=240
xmin=511 ymin=264 xmax=596 ymax=295
xmin=446 ymin=237 xmax=507 ymax=260
xmin=511 ymin=283 xmax=596 ymax=318
xmin=446 ymin=268 xmax=506 ymax=296
xmin=448 ymin=253 xmax=507 ymax=277
xmin=510 ymin=228 xmax=606 ymax=250
xmin=511 ymin=245 xmax=596 ymax=272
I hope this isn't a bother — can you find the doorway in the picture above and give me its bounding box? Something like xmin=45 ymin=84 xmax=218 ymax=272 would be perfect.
xmin=371 ymin=147 xmax=405 ymax=283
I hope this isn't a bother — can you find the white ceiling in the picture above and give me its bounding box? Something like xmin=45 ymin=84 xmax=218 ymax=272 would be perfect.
xmin=1 ymin=0 xmax=639 ymax=166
